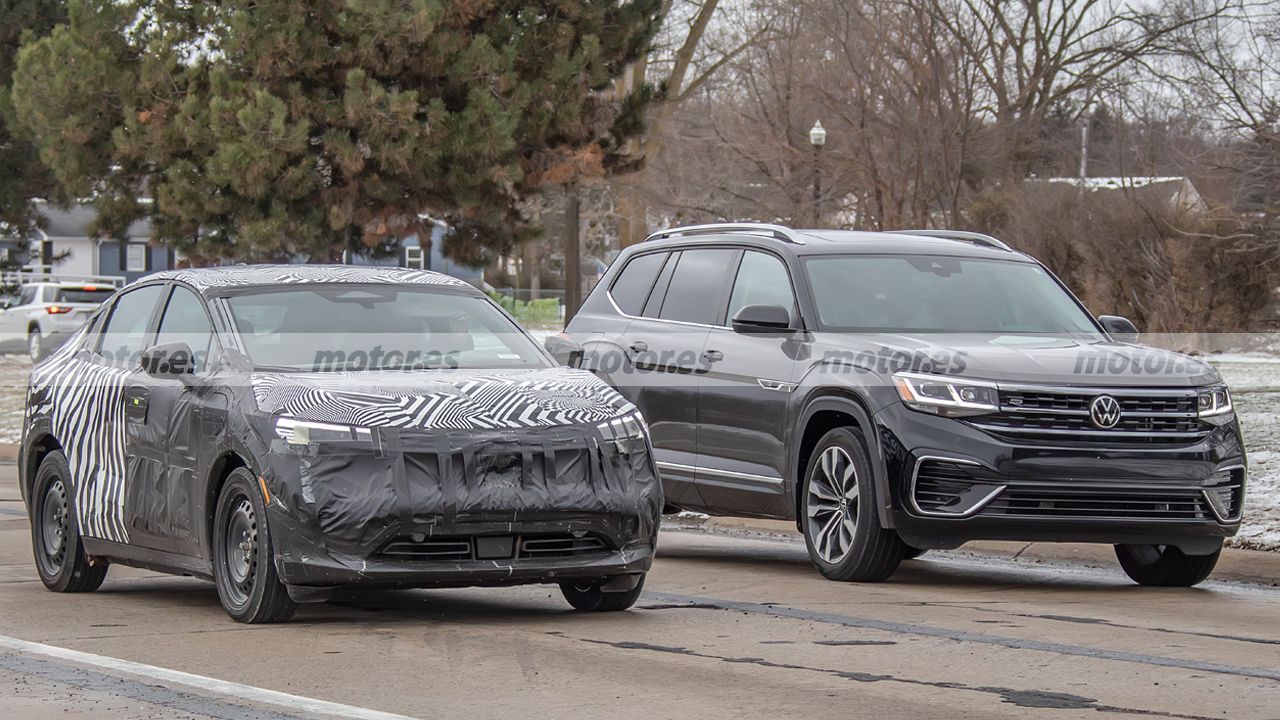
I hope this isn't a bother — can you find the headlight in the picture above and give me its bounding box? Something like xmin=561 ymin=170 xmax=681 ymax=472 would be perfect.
xmin=597 ymin=412 xmax=650 ymax=454
xmin=275 ymin=417 xmax=372 ymax=445
xmin=893 ymin=372 xmax=999 ymax=417
xmin=1196 ymin=386 xmax=1233 ymax=418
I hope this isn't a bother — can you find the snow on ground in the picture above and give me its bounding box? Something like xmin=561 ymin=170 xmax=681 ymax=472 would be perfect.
xmin=0 ymin=350 xmax=1273 ymax=549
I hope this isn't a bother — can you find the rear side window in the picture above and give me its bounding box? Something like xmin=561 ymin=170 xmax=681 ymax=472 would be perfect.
xmin=608 ymin=252 xmax=668 ymax=316
xmin=658 ymin=249 xmax=738 ymax=325
xmin=97 ymin=285 xmax=165 ymax=365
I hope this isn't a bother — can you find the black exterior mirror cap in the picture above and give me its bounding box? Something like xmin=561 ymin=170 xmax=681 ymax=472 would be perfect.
xmin=140 ymin=341 xmax=196 ymax=376
xmin=732 ymin=304 xmax=794 ymax=334
xmin=1098 ymin=315 xmax=1140 ymax=343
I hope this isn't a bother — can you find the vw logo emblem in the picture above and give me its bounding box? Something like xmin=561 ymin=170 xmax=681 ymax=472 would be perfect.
xmin=1089 ymin=395 xmax=1122 ymax=429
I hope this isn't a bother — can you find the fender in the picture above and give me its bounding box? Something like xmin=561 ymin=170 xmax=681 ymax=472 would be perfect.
xmin=788 ymin=388 xmax=895 ymax=529
xmin=18 ymin=416 xmax=55 ymax=507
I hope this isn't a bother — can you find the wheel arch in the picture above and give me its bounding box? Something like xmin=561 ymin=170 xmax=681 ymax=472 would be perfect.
xmin=22 ymin=429 xmax=63 ymax=506
xmin=204 ymin=451 xmax=251 ymax=557
xmin=791 ymin=390 xmax=892 ymax=529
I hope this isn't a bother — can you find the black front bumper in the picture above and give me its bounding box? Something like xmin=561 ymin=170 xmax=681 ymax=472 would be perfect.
xmin=873 ymin=402 xmax=1246 ymax=552
xmin=256 ymin=421 xmax=663 ymax=599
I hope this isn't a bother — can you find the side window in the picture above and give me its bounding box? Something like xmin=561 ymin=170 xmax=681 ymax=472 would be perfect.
xmin=608 ymin=252 xmax=668 ymax=316
xmin=155 ymin=287 xmax=215 ymax=372
xmin=16 ymin=286 xmax=37 ymax=306
xmin=727 ymin=251 xmax=796 ymax=322
xmin=97 ymin=285 xmax=165 ymax=366
xmin=658 ymin=249 xmax=738 ymax=325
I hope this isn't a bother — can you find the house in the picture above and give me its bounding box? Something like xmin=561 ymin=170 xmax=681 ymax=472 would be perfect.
xmin=343 ymin=220 xmax=485 ymax=287
xmin=1039 ymin=176 xmax=1208 ymax=215
xmin=26 ymin=202 xmax=175 ymax=283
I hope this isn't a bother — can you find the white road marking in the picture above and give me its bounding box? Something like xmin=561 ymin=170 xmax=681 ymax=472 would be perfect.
xmin=0 ymin=634 xmax=421 ymax=720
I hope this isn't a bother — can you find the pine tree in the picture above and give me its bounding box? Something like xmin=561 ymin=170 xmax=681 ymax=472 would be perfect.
xmin=0 ymin=0 xmax=66 ymax=268
xmin=11 ymin=0 xmax=662 ymax=263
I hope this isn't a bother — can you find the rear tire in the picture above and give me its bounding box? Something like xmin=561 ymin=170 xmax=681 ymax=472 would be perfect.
xmin=30 ymin=451 xmax=108 ymax=593
xmin=1114 ymin=543 xmax=1220 ymax=587
xmin=28 ymin=331 xmax=46 ymax=362
xmin=212 ymin=469 xmax=296 ymax=623
xmin=560 ymin=574 xmax=646 ymax=612
xmin=801 ymin=427 xmax=905 ymax=582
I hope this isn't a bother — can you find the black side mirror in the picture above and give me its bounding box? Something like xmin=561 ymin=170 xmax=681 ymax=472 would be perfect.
xmin=544 ymin=333 xmax=585 ymax=368
xmin=140 ymin=342 xmax=195 ymax=377
xmin=1098 ymin=315 xmax=1139 ymax=343
xmin=732 ymin=304 xmax=793 ymax=334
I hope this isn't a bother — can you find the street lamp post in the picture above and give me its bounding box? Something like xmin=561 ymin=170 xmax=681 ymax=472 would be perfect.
xmin=809 ymin=120 xmax=826 ymax=225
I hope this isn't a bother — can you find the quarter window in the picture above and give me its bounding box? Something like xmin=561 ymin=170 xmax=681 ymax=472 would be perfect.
xmin=98 ymin=284 xmax=165 ymax=365
xmin=658 ymin=249 xmax=738 ymax=325
xmin=727 ymin=251 xmax=795 ymax=322
xmin=155 ymin=287 xmax=214 ymax=372
xmin=609 ymin=252 xmax=668 ymax=316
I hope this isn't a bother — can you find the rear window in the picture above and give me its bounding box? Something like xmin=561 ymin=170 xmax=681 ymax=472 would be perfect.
xmin=608 ymin=252 xmax=668 ymax=315
xmin=55 ymin=287 xmax=115 ymax=304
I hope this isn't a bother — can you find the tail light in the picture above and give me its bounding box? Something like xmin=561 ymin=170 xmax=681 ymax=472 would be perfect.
xmin=46 ymin=305 xmax=73 ymax=315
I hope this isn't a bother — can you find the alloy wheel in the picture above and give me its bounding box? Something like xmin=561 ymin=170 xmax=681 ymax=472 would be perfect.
xmin=806 ymin=446 xmax=859 ymax=564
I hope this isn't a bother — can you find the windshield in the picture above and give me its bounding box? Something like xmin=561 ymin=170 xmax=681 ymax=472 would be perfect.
xmin=804 ymin=255 xmax=1102 ymax=336
xmin=225 ymin=286 xmax=549 ymax=372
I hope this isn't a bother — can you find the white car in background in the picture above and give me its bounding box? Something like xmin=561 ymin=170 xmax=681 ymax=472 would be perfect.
xmin=0 ymin=276 xmax=123 ymax=361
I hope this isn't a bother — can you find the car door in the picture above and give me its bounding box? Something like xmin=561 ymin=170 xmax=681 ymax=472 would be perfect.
xmin=695 ymin=250 xmax=803 ymax=517
xmin=621 ymin=248 xmax=738 ymax=510
xmin=133 ymin=283 xmax=218 ymax=556
xmin=0 ymin=285 xmax=37 ymax=349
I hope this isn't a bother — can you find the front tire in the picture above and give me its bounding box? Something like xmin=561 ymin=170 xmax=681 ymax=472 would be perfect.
xmin=801 ymin=427 xmax=905 ymax=582
xmin=30 ymin=451 xmax=108 ymax=593
xmin=560 ymin=574 xmax=646 ymax=612
xmin=212 ymin=469 xmax=296 ymax=623
xmin=1114 ymin=544 xmax=1220 ymax=587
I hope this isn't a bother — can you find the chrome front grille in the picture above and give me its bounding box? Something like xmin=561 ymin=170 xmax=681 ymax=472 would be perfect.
xmin=967 ymin=386 xmax=1210 ymax=445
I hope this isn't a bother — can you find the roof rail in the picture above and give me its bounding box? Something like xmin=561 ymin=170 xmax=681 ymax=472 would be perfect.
xmin=890 ymin=229 xmax=1013 ymax=252
xmin=0 ymin=267 xmax=126 ymax=288
xmin=645 ymin=222 xmax=805 ymax=245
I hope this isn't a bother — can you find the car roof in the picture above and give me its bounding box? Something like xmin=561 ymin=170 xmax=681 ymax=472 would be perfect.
xmin=639 ymin=228 xmax=1032 ymax=262
xmin=144 ymin=264 xmax=476 ymax=293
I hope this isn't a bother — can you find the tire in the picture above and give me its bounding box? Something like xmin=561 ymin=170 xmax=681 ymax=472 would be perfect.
xmin=1114 ymin=543 xmax=1221 ymax=587
xmin=560 ymin=574 xmax=646 ymax=612
xmin=901 ymin=545 xmax=928 ymax=560
xmin=212 ymin=468 xmax=296 ymax=623
xmin=29 ymin=451 xmax=108 ymax=593
xmin=801 ymin=427 xmax=905 ymax=582
xmin=28 ymin=332 xmax=46 ymax=363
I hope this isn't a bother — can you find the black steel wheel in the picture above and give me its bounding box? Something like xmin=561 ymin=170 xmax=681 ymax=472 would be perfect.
xmin=801 ymin=427 xmax=905 ymax=582
xmin=560 ymin=574 xmax=646 ymax=612
xmin=1115 ymin=543 xmax=1220 ymax=587
xmin=212 ymin=469 xmax=296 ymax=623
xmin=29 ymin=450 xmax=107 ymax=592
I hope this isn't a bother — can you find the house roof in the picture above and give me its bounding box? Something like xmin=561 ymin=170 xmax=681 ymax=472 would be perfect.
xmin=36 ymin=202 xmax=152 ymax=240
xmin=1040 ymin=176 xmax=1191 ymax=190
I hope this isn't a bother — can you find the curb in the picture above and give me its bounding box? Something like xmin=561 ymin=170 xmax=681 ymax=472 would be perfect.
xmin=666 ymin=514 xmax=1280 ymax=587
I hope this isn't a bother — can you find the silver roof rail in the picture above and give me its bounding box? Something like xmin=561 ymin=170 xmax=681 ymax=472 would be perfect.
xmin=645 ymin=222 xmax=806 ymax=245
xmin=891 ymin=229 xmax=1013 ymax=252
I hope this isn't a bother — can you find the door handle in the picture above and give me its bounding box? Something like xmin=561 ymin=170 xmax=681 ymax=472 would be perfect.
xmin=701 ymin=349 xmax=723 ymax=362
xmin=629 ymin=341 xmax=648 ymax=353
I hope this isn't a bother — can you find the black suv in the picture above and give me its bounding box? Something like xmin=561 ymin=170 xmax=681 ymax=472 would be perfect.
xmin=552 ymin=223 xmax=1246 ymax=586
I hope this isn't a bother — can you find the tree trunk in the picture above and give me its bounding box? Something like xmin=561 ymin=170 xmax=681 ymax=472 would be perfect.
xmin=563 ymin=180 xmax=582 ymax=323
xmin=525 ymin=238 xmax=540 ymax=300
xmin=617 ymin=183 xmax=649 ymax=248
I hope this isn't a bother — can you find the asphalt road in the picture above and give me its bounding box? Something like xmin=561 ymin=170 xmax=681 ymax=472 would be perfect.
xmin=0 ymin=465 xmax=1277 ymax=719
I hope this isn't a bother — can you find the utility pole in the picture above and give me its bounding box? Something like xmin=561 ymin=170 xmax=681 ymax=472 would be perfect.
xmin=563 ymin=179 xmax=581 ymax=324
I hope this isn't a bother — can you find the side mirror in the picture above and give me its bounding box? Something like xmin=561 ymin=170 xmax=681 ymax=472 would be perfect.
xmin=140 ymin=342 xmax=195 ymax=377
xmin=544 ymin=332 xmax=584 ymax=368
xmin=0 ymin=297 xmax=13 ymax=310
xmin=1098 ymin=315 xmax=1139 ymax=344
xmin=731 ymin=304 xmax=793 ymax=334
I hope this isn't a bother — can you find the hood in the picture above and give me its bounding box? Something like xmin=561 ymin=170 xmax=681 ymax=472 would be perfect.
xmin=815 ymin=333 xmax=1221 ymax=387
xmin=251 ymin=367 xmax=638 ymax=430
